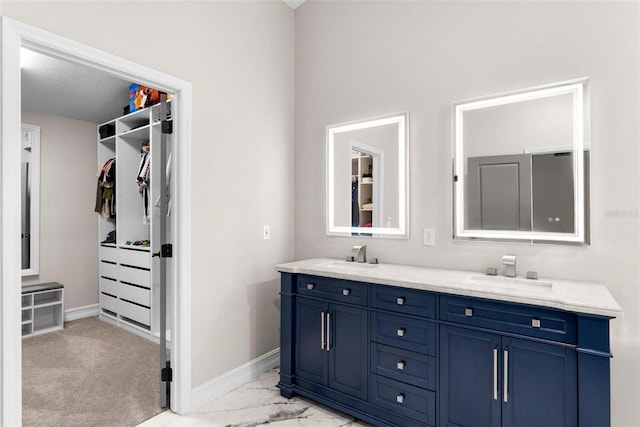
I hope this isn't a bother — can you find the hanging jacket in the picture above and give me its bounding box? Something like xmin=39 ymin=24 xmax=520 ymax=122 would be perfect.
xmin=95 ymin=158 xmax=116 ymax=219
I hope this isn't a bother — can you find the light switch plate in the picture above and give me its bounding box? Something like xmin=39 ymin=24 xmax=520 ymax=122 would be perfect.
xmin=263 ymin=225 xmax=271 ymax=240
xmin=423 ymin=228 xmax=435 ymax=246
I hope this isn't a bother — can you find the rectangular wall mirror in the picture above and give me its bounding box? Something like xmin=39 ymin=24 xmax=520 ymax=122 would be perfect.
xmin=327 ymin=112 xmax=409 ymax=238
xmin=21 ymin=123 xmax=40 ymax=276
xmin=452 ymin=78 xmax=589 ymax=243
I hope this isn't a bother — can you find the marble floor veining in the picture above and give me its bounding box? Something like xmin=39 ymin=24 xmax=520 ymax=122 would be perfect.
xmin=137 ymin=368 xmax=371 ymax=427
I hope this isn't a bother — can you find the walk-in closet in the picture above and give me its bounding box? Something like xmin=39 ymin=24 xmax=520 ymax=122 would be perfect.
xmin=20 ymin=46 xmax=172 ymax=426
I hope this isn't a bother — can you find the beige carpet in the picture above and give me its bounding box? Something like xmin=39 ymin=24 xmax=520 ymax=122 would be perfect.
xmin=22 ymin=316 xmax=163 ymax=427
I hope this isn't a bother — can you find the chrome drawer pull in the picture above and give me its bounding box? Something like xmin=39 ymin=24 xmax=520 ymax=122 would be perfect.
xmin=504 ymin=349 xmax=509 ymax=403
xmin=397 ymin=361 xmax=405 ymax=370
xmin=396 ymin=297 xmax=405 ymax=305
xmin=306 ymin=283 xmax=314 ymax=290
xmin=326 ymin=312 xmax=331 ymax=352
xmin=342 ymin=289 xmax=351 ymax=296
xmin=465 ymin=308 xmax=473 ymax=317
xmin=397 ymin=328 xmax=405 ymax=337
xmin=321 ymin=312 xmax=325 ymax=350
xmin=493 ymin=348 xmax=498 ymax=400
xmin=532 ymin=318 xmax=541 ymax=328
xmin=396 ymin=394 xmax=404 ymax=404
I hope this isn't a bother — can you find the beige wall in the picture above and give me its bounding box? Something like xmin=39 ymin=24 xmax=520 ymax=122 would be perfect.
xmin=295 ymin=2 xmax=639 ymax=425
xmin=21 ymin=111 xmax=99 ymax=310
xmin=2 ymin=0 xmax=295 ymax=391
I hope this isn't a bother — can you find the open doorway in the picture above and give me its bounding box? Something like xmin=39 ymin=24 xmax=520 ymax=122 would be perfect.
xmin=2 ymin=18 xmax=192 ymax=426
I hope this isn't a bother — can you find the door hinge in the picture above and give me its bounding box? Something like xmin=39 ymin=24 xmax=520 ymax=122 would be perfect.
xmin=161 ymin=243 xmax=173 ymax=258
xmin=162 ymin=119 xmax=173 ymax=134
xmin=453 ymin=174 xmax=459 ymax=182
xmin=153 ymin=244 xmax=173 ymax=258
xmin=161 ymin=366 xmax=173 ymax=382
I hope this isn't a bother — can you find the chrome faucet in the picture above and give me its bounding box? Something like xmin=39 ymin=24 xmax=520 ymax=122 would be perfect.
xmin=502 ymin=255 xmax=517 ymax=278
xmin=352 ymin=245 xmax=367 ymax=263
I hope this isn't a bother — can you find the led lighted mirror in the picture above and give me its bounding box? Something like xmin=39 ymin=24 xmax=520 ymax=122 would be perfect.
xmin=453 ymin=78 xmax=589 ymax=243
xmin=327 ymin=112 xmax=409 ymax=238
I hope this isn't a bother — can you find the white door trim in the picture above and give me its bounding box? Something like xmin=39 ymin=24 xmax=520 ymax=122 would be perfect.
xmin=1 ymin=17 xmax=193 ymax=424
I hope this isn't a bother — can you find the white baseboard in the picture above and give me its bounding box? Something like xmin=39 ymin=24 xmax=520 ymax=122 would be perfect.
xmin=191 ymin=347 xmax=280 ymax=410
xmin=64 ymin=304 xmax=100 ymax=322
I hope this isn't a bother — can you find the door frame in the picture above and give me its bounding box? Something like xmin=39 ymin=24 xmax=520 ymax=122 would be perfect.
xmin=2 ymin=17 xmax=193 ymax=424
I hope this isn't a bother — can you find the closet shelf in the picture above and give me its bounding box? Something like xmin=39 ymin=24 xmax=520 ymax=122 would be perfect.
xmin=99 ymin=136 xmax=116 ymax=144
xmin=118 ymin=124 xmax=151 ymax=140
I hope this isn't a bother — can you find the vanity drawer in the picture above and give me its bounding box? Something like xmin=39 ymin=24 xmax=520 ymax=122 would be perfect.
xmin=371 ymin=285 xmax=436 ymax=318
xmin=99 ymin=245 xmax=117 ymax=263
xmin=118 ymin=248 xmax=150 ymax=269
xmin=99 ymin=277 xmax=117 ymax=296
xmin=371 ymin=312 xmax=436 ymax=355
xmin=118 ymin=282 xmax=150 ymax=307
xmin=118 ymin=299 xmax=150 ymax=326
xmin=297 ymin=275 xmax=367 ymax=306
xmin=441 ymin=295 xmax=577 ymax=344
xmin=371 ymin=343 xmax=436 ymax=390
xmin=118 ymin=265 xmax=150 ymax=289
xmin=369 ymin=375 xmax=436 ymax=426
xmin=99 ymin=261 xmax=117 ymax=280
xmin=100 ymin=293 xmax=117 ymax=313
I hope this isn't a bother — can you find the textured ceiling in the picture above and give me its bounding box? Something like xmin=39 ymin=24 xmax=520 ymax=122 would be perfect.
xmin=21 ymin=48 xmax=132 ymax=124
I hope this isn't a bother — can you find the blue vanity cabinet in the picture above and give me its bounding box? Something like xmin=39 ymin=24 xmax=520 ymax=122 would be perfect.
xmin=292 ymin=275 xmax=369 ymax=401
xmin=279 ymin=270 xmax=615 ymax=427
xmin=440 ymin=295 xmax=579 ymax=427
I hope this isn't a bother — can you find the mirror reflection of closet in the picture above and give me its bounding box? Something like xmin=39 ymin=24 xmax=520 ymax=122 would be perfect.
xmin=351 ymin=143 xmax=383 ymax=232
xmin=21 ymin=124 xmax=40 ymax=276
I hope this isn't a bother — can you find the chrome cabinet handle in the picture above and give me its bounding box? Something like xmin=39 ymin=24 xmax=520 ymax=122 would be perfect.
xmin=326 ymin=312 xmax=331 ymax=352
xmin=342 ymin=289 xmax=351 ymax=296
xmin=465 ymin=308 xmax=473 ymax=317
xmin=321 ymin=312 xmax=325 ymax=350
xmin=493 ymin=348 xmax=498 ymax=400
xmin=397 ymin=328 xmax=405 ymax=337
xmin=396 ymin=394 xmax=404 ymax=404
xmin=504 ymin=349 xmax=509 ymax=403
xmin=532 ymin=318 xmax=541 ymax=328
xmin=397 ymin=361 xmax=405 ymax=370
xmin=307 ymin=283 xmax=314 ymax=290
xmin=396 ymin=297 xmax=405 ymax=305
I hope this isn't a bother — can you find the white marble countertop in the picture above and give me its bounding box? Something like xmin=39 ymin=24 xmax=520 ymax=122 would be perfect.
xmin=276 ymin=258 xmax=623 ymax=318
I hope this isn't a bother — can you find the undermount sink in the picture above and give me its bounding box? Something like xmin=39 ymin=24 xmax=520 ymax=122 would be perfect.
xmin=464 ymin=275 xmax=553 ymax=291
xmin=318 ymin=259 xmax=380 ymax=268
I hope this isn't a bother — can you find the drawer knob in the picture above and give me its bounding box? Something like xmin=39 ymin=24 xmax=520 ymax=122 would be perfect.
xmin=342 ymin=289 xmax=351 ymax=296
xmin=396 ymin=297 xmax=405 ymax=305
xmin=397 ymin=328 xmax=405 ymax=337
xmin=532 ymin=318 xmax=541 ymax=328
xmin=465 ymin=308 xmax=473 ymax=317
xmin=396 ymin=394 xmax=405 ymax=404
xmin=397 ymin=361 xmax=405 ymax=370
xmin=306 ymin=283 xmax=314 ymax=290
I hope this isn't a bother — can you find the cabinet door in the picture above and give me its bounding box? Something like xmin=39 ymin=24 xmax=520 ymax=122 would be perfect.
xmin=502 ymin=337 xmax=577 ymax=427
xmin=440 ymin=325 xmax=501 ymax=427
xmin=328 ymin=303 xmax=368 ymax=400
xmin=295 ymin=298 xmax=328 ymax=385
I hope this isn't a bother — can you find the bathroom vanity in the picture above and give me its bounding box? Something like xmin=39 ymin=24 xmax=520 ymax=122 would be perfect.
xmin=277 ymin=259 xmax=622 ymax=427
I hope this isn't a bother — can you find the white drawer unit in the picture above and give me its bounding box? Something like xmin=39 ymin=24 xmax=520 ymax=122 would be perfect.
xmin=99 ymin=261 xmax=117 ymax=279
xmin=119 ymin=248 xmax=150 ymax=269
xmin=118 ymin=299 xmax=151 ymax=326
xmin=118 ymin=282 xmax=150 ymax=307
xmin=118 ymin=265 xmax=150 ymax=288
xmin=99 ymin=245 xmax=117 ymax=263
xmin=22 ymin=283 xmax=64 ymax=338
xmin=99 ymin=277 xmax=117 ymax=296
xmin=100 ymin=293 xmax=118 ymax=313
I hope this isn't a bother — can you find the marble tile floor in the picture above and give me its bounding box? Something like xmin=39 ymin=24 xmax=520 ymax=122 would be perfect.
xmin=138 ymin=368 xmax=371 ymax=427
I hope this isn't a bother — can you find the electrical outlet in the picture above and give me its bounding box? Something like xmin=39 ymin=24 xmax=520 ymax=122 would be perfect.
xmin=423 ymin=228 xmax=435 ymax=246
xmin=263 ymin=225 xmax=271 ymax=240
